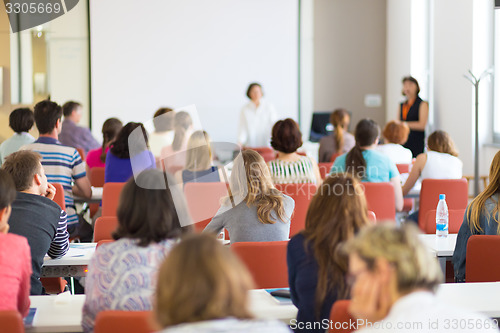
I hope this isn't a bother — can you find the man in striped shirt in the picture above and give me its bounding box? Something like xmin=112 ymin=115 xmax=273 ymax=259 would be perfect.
xmin=2 ymin=150 xmax=70 ymax=295
xmin=22 ymin=100 xmax=92 ymax=234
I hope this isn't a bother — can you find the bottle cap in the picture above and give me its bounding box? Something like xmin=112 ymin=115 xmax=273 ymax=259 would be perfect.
xmin=439 ymin=194 xmax=446 ymax=200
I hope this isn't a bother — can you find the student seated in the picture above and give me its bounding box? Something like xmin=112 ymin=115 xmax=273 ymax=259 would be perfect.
xmin=375 ymin=120 xmax=413 ymax=165
xmin=179 ymin=130 xmax=223 ymax=185
xmin=104 ymin=122 xmax=156 ymax=183
xmin=268 ymin=118 xmax=321 ymax=184
xmin=318 ymin=109 xmax=355 ymax=163
xmin=331 ymin=118 xmax=403 ymax=211
xmin=346 ymin=223 xmax=498 ymax=332
xmin=161 ymin=111 xmax=193 ymax=175
xmin=0 ymin=169 xmax=31 ymax=317
xmin=149 ymin=107 xmax=175 ymax=158
xmin=59 ymin=101 xmax=100 ymax=154
xmin=453 ymin=150 xmax=500 ymax=282
xmin=204 ymin=150 xmax=294 ymax=243
xmin=82 ymin=169 xmax=191 ymax=333
xmin=154 ymin=234 xmax=290 ymax=332
xmin=287 ymin=174 xmax=370 ymax=333
xmin=0 ymin=108 xmax=35 ymax=166
xmin=2 ymin=150 xmax=69 ymax=295
xmin=86 ymin=118 xmax=123 ymax=170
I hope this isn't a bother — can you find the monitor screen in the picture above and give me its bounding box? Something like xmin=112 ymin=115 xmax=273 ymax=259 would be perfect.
xmin=309 ymin=111 xmax=352 ymax=142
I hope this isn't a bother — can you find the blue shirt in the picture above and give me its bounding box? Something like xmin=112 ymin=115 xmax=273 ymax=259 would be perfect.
xmin=104 ymin=150 xmax=156 ymax=183
xmin=330 ymin=149 xmax=399 ymax=182
xmin=0 ymin=132 xmax=35 ymax=165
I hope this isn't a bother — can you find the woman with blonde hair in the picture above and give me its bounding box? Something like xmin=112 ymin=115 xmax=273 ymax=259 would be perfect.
xmin=204 ymin=149 xmax=294 ymax=243
xmin=154 ymin=234 xmax=290 ymax=332
xmin=345 ymin=224 xmax=497 ymax=332
xmin=375 ymin=120 xmax=412 ymax=165
xmin=287 ymin=174 xmax=370 ymax=332
xmin=318 ymin=109 xmax=355 ymax=162
xmin=453 ymin=150 xmax=500 ymax=282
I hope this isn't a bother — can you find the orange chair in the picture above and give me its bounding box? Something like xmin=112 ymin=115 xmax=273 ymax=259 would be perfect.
xmin=76 ymin=147 xmax=86 ymax=161
xmin=418 ymin=179 xmax=468 ymax=230
xmin=330 ymin=152 xmax=342 ymax=163
xmin=94 ymin=216 xmax=119 ymax=242
xmin=184 ymin=182 xmax=229 ymax=224
xmin=318 ymin=162 xmax=333 ymax=180
xmin=52 ymin=183 xmax=66 ymax=211
xmin=466 ymin=235 xmax=500 ymax=282
xmin=40 ymin=277 xmax=67 ymax=294
xmin=244 ymin=147 xmax=275 ymax=163
xmin=102 ymin=182 xmax=126 ymax=216
xmin=367 ymin=210 xmax=376 ymax=224
xmin=396 ymin=163 xmax=410 ymax=174
xmin=97 ymin=239 xmax=114 ymax=248
xmin=90 ymin=167 xmax=106 ymax=187
xmin=94 ymin=311 xmax=156 ymax=333
xmin=361 ymin=182 xmax=396 ymax=221
xmin=231 ymin=241 xmax=288 ymax=289
xmin=423 ymin=209 xmax=466 ymax=234
xmin=329 ymin=300 xmax=355 ymax=333
xmin=275 ymin=183 xmax=317 ymax=237
xmin=0 ymin=311 xmax=24 ymax=333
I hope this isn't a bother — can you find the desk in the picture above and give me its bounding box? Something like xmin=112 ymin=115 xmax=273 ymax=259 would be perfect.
xmin=74 ymin=187 xmax=102 ymax=204
xmin=42 ymin=243 xmax=96 ymax=277
xmin=249 ymin=289 xmax=297 ymax=325
xmin=437 ymin=282 xmax=500 ymax=318
xmin=419 ymin=234 xmax=457 ymax=273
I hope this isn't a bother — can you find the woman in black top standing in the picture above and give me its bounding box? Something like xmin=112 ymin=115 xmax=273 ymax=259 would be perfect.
xmin=400 ymin=76 xmax=429 ymax=157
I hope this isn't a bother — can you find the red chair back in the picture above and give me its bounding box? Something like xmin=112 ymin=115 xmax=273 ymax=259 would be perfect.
xmin=51 ymin=183 xmax=66 ymax=211
xmin=275 ymin=183 xmax=317 ymax=236
xmin=102 ymin=182 xmax=126 ymax=216
xmin=97 ymin=239 xmax=114 ymax=248
xmin=40 ymin=277 xmax=67 ymax=294
xmin=94 ymin=311 xmax=156 ymax=333
xmin=244 ymin=147 xmax=275 ymax=163
xmin=184 ymin=182 xmax=229 ymax=223
xmin=361 ymin=182 xmax=396 ymax=221
xmin=76 ymin=147 xmax=86 ymax=161
xmin=318 ymin=162 xmax=333 ymax=180
xmin=329 ymin=300 xmax=355 ymax=333
xmin=94 ymin=216 xmax=119 ymax=242
xmin=0 ymin=311 xmax=23 ymax=333
xmin=330 ymin=152 xmax=342 ymax=163
xmin=90 ymin=167 xmax=106 ymax=187
xmin=418 ymin=179 xmax=468 ymax=230
xmin=231 ymin=241 xmax=288 ymax=289
xmin=423 ymin=209 xmax=466 ymax=234
xmin=466 ymin=235 xmax=500 ymax=282
xmin=396 ymin=163 xmax=410 ymax=174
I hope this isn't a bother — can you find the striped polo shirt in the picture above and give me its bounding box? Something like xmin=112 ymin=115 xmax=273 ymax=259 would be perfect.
xmin=22 ymin=137 xmax=87 ymax=226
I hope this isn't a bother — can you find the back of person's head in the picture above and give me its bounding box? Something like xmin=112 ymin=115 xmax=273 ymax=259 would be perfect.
xmin=172 ymin=111 xmax=193 ymax=152
xmin=110 ymin=122 xmax=148 ymax=159
xmin=153 ymin=107 xmax=174 ymax=132
xmin=303 ymin=173 xmax=370 ymax=317
xmin=427 ymin=130 xmax=458 ymax=157
xmin=345 ymin=223 xmax=443 ymax=294
xmin=0 ymin=169 xmax=16 ymax=210
xmin=34 ymin=100 xmax=63 ymax=134
xmin=330 ymin=109 xmax=350 ymax=150
xmin=113 ymin=169 xmax=191 ymax=246
xmin=9 ymin=108 xmax=34 ymax=134
xmin=383 ymin=120 xmax=410 ymax=145
xmin=2 ymin=151 xmax=43 ymax=192
xmin=185 ymin=130 xmax=212 ymax=171
xmin=100 ymin=118 xmax=123 ymax=163
xmin=271 ymin=118 xmax=303 ymax=154
xmin=62 ymin=101 xmax=82 ymax=117
xmin=246 ymin=82 xmax=262 ymax=99
xmin=467 ymin=150 xmax=500 ymax=234
xmin=229 ymin=149 xmax=287 ymax=225
xmin=344 ymin=119 xmax=380 ymax=180
xmin=155 ymin=234 xmax=254 ymax=328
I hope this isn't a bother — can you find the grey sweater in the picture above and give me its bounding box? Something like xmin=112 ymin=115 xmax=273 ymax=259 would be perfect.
xmin=204 ymin=194 xmax=295 ymax=243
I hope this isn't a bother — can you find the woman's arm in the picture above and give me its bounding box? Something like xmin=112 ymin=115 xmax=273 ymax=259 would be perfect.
xmin=402 ymin=153 xmax=427 ymax=196
xmin=452 ymin=210 xmax=473 ymax=282
xmin=311 ymin=160 xmax=323 ymax=185
xmin=390 ymin=176 xmax=404 ymax=212
xmin=203 ymin=215 xmax=224 ymax=235
xmin=405 ymin=101 xmax=428 ymax=131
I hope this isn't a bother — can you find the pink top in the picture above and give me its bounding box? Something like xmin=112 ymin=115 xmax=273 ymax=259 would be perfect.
xmin=0 ymin=233 xmax=31 ymax=317
xmin=86 ymin=147 xmax=108 ymax=169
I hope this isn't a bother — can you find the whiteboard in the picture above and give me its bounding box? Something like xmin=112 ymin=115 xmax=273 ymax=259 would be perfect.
xmin=90 ymin=0 xmax=299 ymax=144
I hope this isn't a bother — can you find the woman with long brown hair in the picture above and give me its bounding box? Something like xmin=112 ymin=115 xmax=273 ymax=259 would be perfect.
xmin=154 ymin=234 xmax=289 ymax=332
xmin=318 ymin=109 xmax=355 ymax=162
xmin=287 ymin=174 xmax=370 ymax=332
xmin=204 ymin=149 xmax=294 ymax=243
xmin=86 ymin=117 xmax=123 ymax=170
xmin=453 ymin=150 xmax=500 ymax=282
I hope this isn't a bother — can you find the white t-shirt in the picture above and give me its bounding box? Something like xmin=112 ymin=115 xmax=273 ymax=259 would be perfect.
xmin=238 ymin=99 xmax=278 ymax=147
xmin=375 ymin=143 xmax=413 ymax=165
xmin=149 ymin=131 xmax=175 ymax=157
xmin=421 ymin=151 xmax=463 ymax=180
xmin=357 ymin=291 xmax=498 ymax=333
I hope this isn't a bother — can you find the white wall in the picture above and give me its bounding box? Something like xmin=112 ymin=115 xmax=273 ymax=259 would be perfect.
xmin=90 ymin=0 xmax=298 ymax=144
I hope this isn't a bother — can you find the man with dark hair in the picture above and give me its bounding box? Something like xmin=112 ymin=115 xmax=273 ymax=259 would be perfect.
xmin=22 ymin=100 xmax=92 ymax=235
xmin=2 ymin=150 xmax=69 ymax=295
xmin=59 ymin=101 xmax=100 ymax=153
xmin=149 ymin=107 xmax=175 ymax=157
xmin=0 ymin=108 xmax=35 ymax=166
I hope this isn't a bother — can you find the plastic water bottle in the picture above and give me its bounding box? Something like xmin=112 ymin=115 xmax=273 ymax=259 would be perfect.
xmin=436 ymin=194 xmax=449 ymax=237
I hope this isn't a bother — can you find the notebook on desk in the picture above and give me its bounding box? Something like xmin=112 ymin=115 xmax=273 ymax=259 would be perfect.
xmin=265 ymin=288 xmax=293 ymax=305
xmin=24 ymin=308 xmax=37 ymax=327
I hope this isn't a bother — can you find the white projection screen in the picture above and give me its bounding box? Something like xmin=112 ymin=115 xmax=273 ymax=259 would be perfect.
xmin=90 ymin=0 xmax=298 ymax=144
